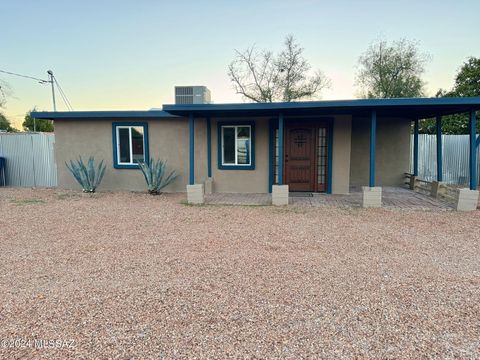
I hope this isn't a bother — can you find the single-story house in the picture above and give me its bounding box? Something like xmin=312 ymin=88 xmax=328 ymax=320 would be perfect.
xmin=32 ymin=97 xmax=480 ymax=208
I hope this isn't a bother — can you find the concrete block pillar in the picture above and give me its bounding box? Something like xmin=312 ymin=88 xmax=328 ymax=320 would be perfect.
xmin=455 ymin=188 xmax=479 ymax=211
xmin=272 ymin=185 xmax=289 ymax=206
xmin=204 ymin=178 xmax=213 ymax=195
xmin=430 ymin=181 xmax=444 ymax=198
xmin=187 ymin=184 xmax=204 ymax=204
xmin=409 ymin=175 xmax=417 ymax=190
xmin=362 ymin=186 xmax=382 ymax=208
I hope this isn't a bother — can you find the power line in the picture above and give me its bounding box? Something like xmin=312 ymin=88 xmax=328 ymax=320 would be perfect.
xmin=55 ymin=81 xmax=71 ymax=110
xmin=53 ymin=76 xmax=73 ymax=110
xmin=0 ymin=68 xmax=74 ymax=111
xmin=0 ymin=69 xmax=49 ymax=84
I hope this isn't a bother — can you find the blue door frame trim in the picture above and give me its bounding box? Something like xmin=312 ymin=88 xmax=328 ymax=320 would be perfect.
xmin=369 ymin=110 xmax=377 ymax=187
xmin=207 ymin=117 xmax=212 ymax=178
xmin=217 ymin=121 xmax=256 ymax=170
xmin=278 ymin=114 xmax=284 ymax=184
xmin=469 ymin=110 xmax=477 ymax=190
xmin=268 ymin=118 xmax=277 ymax=193
xmin=326 ymin=120 xmax=333 ymax=194
xmin=267 ymin=117 xmax=334 ymax=194
xmin=413 ymin=119 xmax=419 ymax=176
xmin=112 ymin=122 xmax=149 ymax=169
xmin=189 ymin=113 xmax=195 ymax=185
xmin=436 ymin=116 xmax=443 ymax=182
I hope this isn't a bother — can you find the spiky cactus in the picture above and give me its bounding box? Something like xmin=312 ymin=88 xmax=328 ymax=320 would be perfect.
xmin=65 ymin=156 xmax=106 ymax=193
xmin=138 ymin=158 xmax=177 ymax=195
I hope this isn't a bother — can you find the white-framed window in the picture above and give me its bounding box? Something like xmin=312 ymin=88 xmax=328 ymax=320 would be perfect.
xmin=113 ymin=123 xmax=148 ymax=168
xmin=221 ymin=125 xmax=252 ymax=166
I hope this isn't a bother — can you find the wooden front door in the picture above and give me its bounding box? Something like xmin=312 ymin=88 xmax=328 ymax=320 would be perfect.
xmin=284 ymin=123 xmax=317 ymax=192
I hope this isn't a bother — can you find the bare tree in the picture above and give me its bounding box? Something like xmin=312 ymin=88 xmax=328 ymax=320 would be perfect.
xmin=356 ymin=38 xmax=430 ymax=98
xmin=0 ymin=79 xmax=13 ymax=108
xmin=228 ymin=35 xmax=330 ymax=102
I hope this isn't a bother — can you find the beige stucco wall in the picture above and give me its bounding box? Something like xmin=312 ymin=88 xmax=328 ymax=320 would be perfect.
xmin=55 ymin=114 xmax=407 ymax=194
xmin=210 ymin=117 xmax=270 ymax=193
xmin=55 ymin=117 xmax=269 ymax=193
xmin=209 ymin=115 xmax=352 ymax=194
xmin=331 ymin=115 xmax=352 ymax=194
xmin=54 ymin=117 xmax=206 ymax=192
xmin=349 ymin=117 xmax=411 ymax=187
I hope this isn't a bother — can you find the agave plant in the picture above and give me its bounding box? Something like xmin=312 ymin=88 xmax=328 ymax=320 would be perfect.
xmin=65 ymin=156 xmax=106 ymax=193
xmin=138 ymin=158 xmax=177 ymax=195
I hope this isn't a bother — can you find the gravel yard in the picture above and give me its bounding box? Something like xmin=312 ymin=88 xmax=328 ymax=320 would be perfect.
xmin=1 ymin=188 xmax=479 ymax=358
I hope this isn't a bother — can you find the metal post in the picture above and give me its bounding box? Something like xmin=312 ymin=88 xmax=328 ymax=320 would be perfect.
xmin=469 ymin=110 xmax=477 ymax=190
xmin=206 ymin=117 xmax=212 ymax=178
xmin=189 ymin=113 xmax=194 ymax=185
xmin=369 ymin=110 xmax=377 ymax=187
xmin=278 ymin=113 xmax=284 ymax=185
xmin=436 ymin=116 xmax=443 ymax=182
xmin=47 ymin=70 xmax=56 ymax=111
xmin=413 ymin=119 xmax=419 ymax=176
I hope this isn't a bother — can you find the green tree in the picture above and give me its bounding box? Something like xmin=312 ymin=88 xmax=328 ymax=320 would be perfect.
xmin=419 ymin=57 xmax=480 ymax=134
xmin=0 ymin=112 xmax=17 ymax=132
xmin=228 ymin=35 xmax=330 ymax=102
xmin=356 ymin=38 xmax=430 ymax=98
xmin=23 ymin=108 xmax=54 ymax=132
xmin=450 ymin=57 xmax=480 ymax=97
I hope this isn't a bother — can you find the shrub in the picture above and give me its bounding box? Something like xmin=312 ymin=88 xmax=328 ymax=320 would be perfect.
xmin=138 ymin=158 xmax=177 ymax=195
xmin=65 ymin=156 xmax=106 ymax=193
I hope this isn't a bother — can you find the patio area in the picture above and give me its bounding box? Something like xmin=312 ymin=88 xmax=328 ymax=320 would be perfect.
xmin=206 ymin=186 xmax=454 ymax=210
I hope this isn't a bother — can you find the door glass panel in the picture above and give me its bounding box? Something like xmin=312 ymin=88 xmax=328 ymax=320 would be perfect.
xmin=317 ymin=127 xmax=327 ymax=188
xmin=274 ymin=129 xmax=279 ymax=184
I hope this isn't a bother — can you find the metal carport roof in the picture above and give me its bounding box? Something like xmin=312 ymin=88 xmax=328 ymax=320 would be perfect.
xmin=31 ymin=97 xmax=480 ymax=120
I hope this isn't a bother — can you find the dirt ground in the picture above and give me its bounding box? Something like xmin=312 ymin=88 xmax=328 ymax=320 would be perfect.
xmin=1 ymin=188 xmax=479 ymax=359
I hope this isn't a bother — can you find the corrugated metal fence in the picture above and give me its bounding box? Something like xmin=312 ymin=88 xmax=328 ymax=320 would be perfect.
xmin=0 ymin=133 xmax=57 ymax=187
xmin=410 ymin=134 xmax=480 ymax=185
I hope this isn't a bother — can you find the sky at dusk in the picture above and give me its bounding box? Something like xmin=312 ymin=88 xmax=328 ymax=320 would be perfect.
xmin=1 ymin=0 xmax=479 ymax=128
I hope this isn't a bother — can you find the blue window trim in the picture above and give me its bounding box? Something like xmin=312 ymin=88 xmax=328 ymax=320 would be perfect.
xmin=217 ymin=121 xmax=255 ymax=170
xmin=112 ymin=122 xmax=149 ymax=169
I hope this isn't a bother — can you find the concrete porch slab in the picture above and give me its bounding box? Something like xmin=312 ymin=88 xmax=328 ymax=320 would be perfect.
xmin=205 ymin=187 xmax=454 ymax=211
xmin=206 ymin=193 xmax=271 ymax=206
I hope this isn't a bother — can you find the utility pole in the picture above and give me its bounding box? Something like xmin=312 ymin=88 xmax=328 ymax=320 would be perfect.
xmin=47 ymin=70 xmax=56 ymax=111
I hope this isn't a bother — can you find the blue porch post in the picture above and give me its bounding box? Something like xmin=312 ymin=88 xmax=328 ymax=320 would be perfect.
xmin=206 ymin=117 xmax=212 ymax=178
xmin=469 ymin=110 xmax=477 ymax=190
xmin=413 ymin=119 xmax=419 ymax=176
xmin=369 ymin=110 xmax=377 ymax=187
xmin=189 ymin=113 xmax=195 ymax=185
xmin=436 ymin=116 xmax=443 ymax=182
xmin=278 ymin=113 xmax=284 ymax=185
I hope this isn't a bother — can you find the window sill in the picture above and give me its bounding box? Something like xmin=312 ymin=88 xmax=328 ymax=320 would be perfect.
xmin=113 ymin=164 xmax=141 ymax=169
xmin=218 ymin=164 xmax=255 ymax=170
